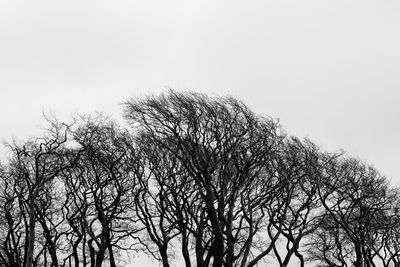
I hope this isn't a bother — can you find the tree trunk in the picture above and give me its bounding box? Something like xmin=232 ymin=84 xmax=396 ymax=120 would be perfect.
xmin=294 ymin=246 xmax=305 ymax=267
xmin=355 ymin=244 xmax=364 ymax=267
xmin=195 ymin=226 xmax=205 ymax=267
xmin=24 ymin=198 xmax=36 ymax=267
xmin=180 ymin=229 xmax=191 ymax=267
xmin=204 ymin=185 xmax=224 ymax=267
xmin=107 ymin=237 xmax=116 ymax=267
xmin=159 ymin=246 xmax=170 ymax=267
xmin=94 ymin=240 xmax=106 ymax=267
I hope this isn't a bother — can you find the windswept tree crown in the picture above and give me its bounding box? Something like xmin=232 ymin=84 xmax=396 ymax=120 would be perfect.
xmin=0 ymin=90 xmax=398 ymax=267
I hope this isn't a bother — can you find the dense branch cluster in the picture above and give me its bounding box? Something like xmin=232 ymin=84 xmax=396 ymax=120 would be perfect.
xmin=0 ymin=91 xmax=399 ymax=267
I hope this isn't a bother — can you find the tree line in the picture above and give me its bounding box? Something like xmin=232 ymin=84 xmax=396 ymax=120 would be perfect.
xmin=0 ymin=91 xmax=399 ymax=267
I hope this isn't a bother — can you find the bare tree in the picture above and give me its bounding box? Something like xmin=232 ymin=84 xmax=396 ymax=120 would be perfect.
xmin=124 ymin=90 xmax=284 ymax=267
xmin=129 ymin=133 xmax=183 ymax=267
xmin=268 ymin=138 xmax=325 ymax=267
xmin=1 ymin=90 xmax=399 ymax=267
xmin=68 ymin=115 xmax=137 ymax=267
xmin=0 ymin=163 xmax=26 ymax=267
xmin=4 ymin=119 xmax=81 ymax=267
xmin=311 ymin=156 xmax=399 ymax=267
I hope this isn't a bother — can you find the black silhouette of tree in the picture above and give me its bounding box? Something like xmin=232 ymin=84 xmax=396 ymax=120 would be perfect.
xmin=63 ymin=116 xmax=138 ymax=267
xmin=1 ymin=118 xmax=81 ymax=267
xmin=310 ymin=156 xmax=399 ymax=267
xmin=0 ymin=90 xmax=399 ymax=267
xmin=124 ymin=91 xmax=285 ymax=267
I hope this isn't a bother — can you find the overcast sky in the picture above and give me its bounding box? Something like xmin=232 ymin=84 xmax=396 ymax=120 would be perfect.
xmin=1 ymin=1 xmax=400 ymax=263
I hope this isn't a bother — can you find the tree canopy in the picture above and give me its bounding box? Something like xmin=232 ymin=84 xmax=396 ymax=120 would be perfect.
xmin=0 ymin=90 xmax=398 ymax=267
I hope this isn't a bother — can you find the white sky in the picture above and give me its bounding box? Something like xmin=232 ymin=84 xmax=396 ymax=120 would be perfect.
xmin=1 ymin=1 xmax=400 ymax=265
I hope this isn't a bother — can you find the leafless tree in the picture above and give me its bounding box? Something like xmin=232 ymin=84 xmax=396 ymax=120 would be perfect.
xmin=124 ymin=90 xmax=285 ymax=267
xmin=3 ymin=119 xmax=81 ymax=267
xmin=310 ymin=155 xmax=399 ymax=267
xmin=0 ymin=163 xmax=26 ymax=267
xmin=1 ymin=90 xmax=399 ymax=267
xmin=268 ymin=138 xmax=325 ymax=267
xmin=64 ymin=115 xmax=137 ymax=267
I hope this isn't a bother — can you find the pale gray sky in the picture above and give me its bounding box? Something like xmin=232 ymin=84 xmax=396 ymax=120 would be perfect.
xmin=1 ymin=1 xmax=400 ymax=265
